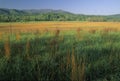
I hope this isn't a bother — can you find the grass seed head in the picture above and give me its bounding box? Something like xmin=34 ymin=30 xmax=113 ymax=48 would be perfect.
xmin=4 ymin=38 xmax=11 ymax=60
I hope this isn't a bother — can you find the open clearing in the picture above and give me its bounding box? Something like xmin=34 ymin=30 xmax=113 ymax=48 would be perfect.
xmin=0 ymin=22 xmax=120 ymax=33
xmin=0 ymin=21 xmax=120 ymax=81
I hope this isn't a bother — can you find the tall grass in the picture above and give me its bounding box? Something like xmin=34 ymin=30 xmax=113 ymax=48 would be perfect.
xmin=0 ymin=29 xmax=120 ymax=81
xmin=4 ymin=38 xmax=10 ymax=60
xmin=16 ymin=33 xmax=21 ymax=41
xmin=0 ymin=32 xmax=3 ymax=40
xmin=25 ymin=39 xmax=30 ymax=59
xmin=71 ymin=48 xmax=77 ymax=81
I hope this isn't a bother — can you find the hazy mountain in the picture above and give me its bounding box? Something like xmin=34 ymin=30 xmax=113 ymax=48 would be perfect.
xmin=0 ymin=8 xmax=72 ymax=15
xmin=22 ymin=9 xmax=72 ymax=14
xmin=0 ymin=8 xmax=120 ymax=16
xmin=0 ymin=8 xmax=26 ymax=15
xmin=0 ymin=8 xmax=120 ymax=22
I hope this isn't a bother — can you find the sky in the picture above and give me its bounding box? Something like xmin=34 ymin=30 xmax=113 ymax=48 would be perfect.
xmin=0 ymin=0 xmax=120 ymax=15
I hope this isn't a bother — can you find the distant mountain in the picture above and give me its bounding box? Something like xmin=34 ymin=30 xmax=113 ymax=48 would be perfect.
xmin=22 ymin=9 xmax=72 ymax=14
xmin=0 ymin=8 xmax=120 ymax=16
xmin=0 ymin=8 xmax=26 ymax=15
xmin=0 ymin=8 xmax=120 ymax=22
xmin=0 ymin=8 xmax=72 ymax=15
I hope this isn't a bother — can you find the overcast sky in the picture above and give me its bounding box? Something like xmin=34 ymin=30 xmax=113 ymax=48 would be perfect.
xmin=0 ymin=0 xmax=120 ymax=15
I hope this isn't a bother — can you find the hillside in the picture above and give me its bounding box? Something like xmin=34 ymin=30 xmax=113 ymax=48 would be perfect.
xmin=0 ymin=8 xmax=120 ymax=22
xmin=0 ymin=8 xmax=26 ymax=15
xmin=0 ymin=8 xmax=72 ymax=15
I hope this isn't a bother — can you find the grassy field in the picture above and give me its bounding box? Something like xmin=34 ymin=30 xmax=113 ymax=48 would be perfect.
xmin=0 ymin=22 xmax=120 ymax=81
xmin=0 ymin=22 xmax=120 ymax=32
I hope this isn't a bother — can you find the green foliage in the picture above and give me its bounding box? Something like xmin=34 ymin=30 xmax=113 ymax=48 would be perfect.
xmin=0 ymin=30 xmax=120 ymax=80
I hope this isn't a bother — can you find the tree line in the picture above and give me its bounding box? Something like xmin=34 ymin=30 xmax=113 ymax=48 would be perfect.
xmin=0 ymin=8 xmax=120 ymax=22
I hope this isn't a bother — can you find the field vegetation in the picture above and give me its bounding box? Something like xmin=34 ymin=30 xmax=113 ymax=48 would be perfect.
xmin=0 ymin=22 xmax=120 ymax=81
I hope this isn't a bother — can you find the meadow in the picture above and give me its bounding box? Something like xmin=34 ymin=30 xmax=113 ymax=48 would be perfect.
xmin=0 ymin=22 xmax=120 ymax=81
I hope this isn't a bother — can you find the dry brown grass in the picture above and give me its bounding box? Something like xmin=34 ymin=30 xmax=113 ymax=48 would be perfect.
xmin=26 ymin=39 xmax=30 ymax=59
xmin=89 ymin=29 xmax=96 ymax=34
xmin=55 ymin=29 xmax=60 ymax=37
xmin=77 ymin=28 xmax=82 ymax=33
xmin=0 ymin=32 xmax=3 ymax=40
xmin=103 ymin=28 xmax=118 ymax=33
xmin=71 ymin=48 xmax=86 ymax=81
xmin=71 ymin=48 xmax=77 ymax=81
xmin=4 ymin=38 xmax=10 ymax=59
xmin=66 ymin=49 xmax=71 ymax=70
xmin=59 ymin=35 xmax=64 ymax=41
xmin=77 ymin=58 xmax=86 ymax=81
xmin=16 ymin=32 xmax=21 ymax=41
xmin=76 ymin=28 xmax=82 ymax=38
xmin=0 ymin=22 xmax=120 ymax=33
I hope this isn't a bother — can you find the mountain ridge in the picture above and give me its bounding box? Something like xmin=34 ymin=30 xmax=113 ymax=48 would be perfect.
xmin=0 ymin=8 xmax=120 ymax=22
xmin=1 ymin=8 xmax=120 ymax=16
xmin=0 ymin=8 xmax=73 ymax=15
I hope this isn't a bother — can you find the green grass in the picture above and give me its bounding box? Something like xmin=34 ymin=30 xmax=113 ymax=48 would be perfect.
xmin=0 ymin=30 xmax=120 ymax=81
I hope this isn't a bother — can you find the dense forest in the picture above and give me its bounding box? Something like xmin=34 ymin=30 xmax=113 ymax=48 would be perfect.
xmin=0 ymin=8 xmax=120 ymax=22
